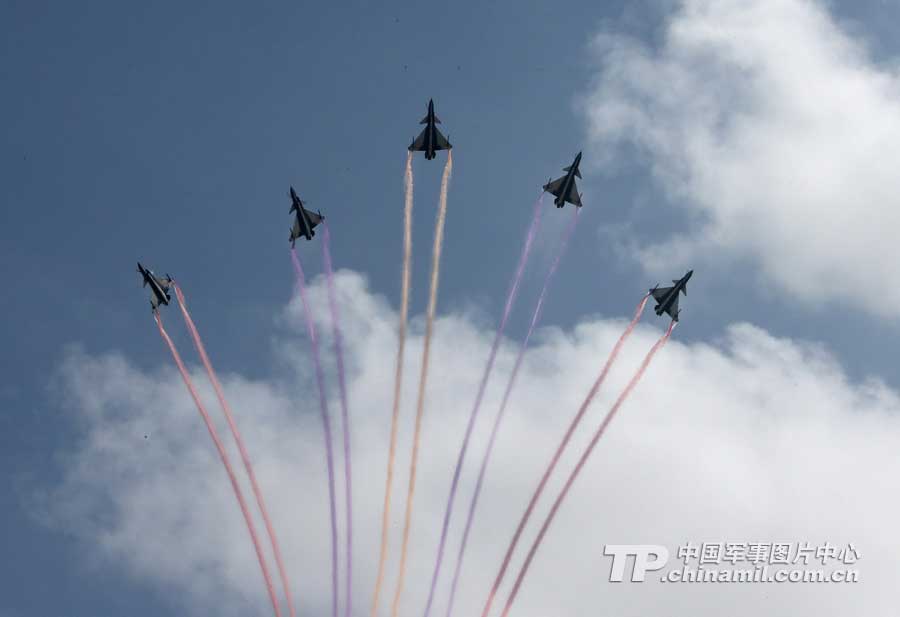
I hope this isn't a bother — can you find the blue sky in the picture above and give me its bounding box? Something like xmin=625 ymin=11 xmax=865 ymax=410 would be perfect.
xmin=3 ymin=1 xmax=900 ymax=615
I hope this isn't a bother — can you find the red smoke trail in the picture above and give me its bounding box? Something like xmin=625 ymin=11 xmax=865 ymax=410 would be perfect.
xmin=173 ymin=284 xmax=296 ymax=617
xmin=480 ymin=293 xmax=651 ymax=617
xmin=444 ymin=207 xmax=579 ymax=617
xmin=422 ymin=193 xmax=545 ymax=617
xmin=372 ymin=151 xmax=415 ymax=617
xmin=500 ymin=320 xmax=676 ymax=617
xmin=321 ymin=222 xmax=354 ymax=617
xmin=154 ymin=313 xmax=282 ymax=617
xmin=290 ymin=248 xmax=340 ymax=617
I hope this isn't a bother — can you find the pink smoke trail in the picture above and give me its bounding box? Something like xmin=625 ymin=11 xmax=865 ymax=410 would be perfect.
xmin=500 ymin=320 xmax=677 ymax=617
xmin=480 ymin=293 xmax=651 ymax=617
xmin=421 ymin=193 xmax=545 ymax=617
xmin=173 ymin=284 xmax=295 ymax=617
xmin=290 ymin=248 xmax=339 ymax=617
xmin=321 ymin=222 xmax=354 ymax=617
xmin=444 ymin=207 xmax=579 ymax=617
xmin=372 ymin=151 xmax=414 ymax=617
xmin=154 ymin=313 xmax=282 ymax=617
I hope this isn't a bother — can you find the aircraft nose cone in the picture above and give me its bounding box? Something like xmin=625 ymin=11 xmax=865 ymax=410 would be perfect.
xmin=685 ymin=270 xmax=694 ymax=279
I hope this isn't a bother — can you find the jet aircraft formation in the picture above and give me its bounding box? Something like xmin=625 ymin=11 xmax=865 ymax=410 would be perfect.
xmin=134 ymin=97 xmax=692 ymax=617
xmin=138 ymin=98 xmax=693 ymax=314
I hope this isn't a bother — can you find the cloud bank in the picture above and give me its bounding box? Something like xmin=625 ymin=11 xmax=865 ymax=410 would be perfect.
xmin=585 ymin=0 xmax=900 ymax=318
xmin=45 ymin=270 xmax=899 ymax=616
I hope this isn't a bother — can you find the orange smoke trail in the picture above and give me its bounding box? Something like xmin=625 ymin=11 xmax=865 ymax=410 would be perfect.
xmin=154 ymin=313 xmax=282 ymax=617
xmin=391 ymin=150 xmax=453 ymax=617
xmin=371 ymin=151 xmax=415 ymax=617
xmin=481 ymin=294 xmax=651 ymax=617
xmin=499 ymin=320 xmax=676 ymax=617
xmin=172 ymin=285 xmax=295 ymax=617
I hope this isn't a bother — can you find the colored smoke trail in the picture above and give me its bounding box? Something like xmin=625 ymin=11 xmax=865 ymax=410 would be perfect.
xmin=500 ymin=320 xmax=677 ymax=617
xmin=391 ymin=150 xmax=453 ymax=617
xmin=372 ymin=151 xmax=414 ymax=617
xmin=173 ymin=285 xmax=295 ymax=617
xmin=422 ymin=193 xmax=545 ymax=617
xmin=321 ymin=223 xmax=354 ymax=617
xmin=445 ymin=207 xmax=579 ymax=617
xmin=154 ymin=313 xmax=282 ymax=617
xmin=290 ymin=248 xmax=340 ymax=617
xmin=480 ymin=293 xmax=651 ymax=617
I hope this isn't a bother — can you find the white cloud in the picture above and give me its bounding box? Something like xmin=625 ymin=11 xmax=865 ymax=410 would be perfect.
xmin=585 ymin=0 xmax=900 ymax=318
xmin=43 ymin=270 xmax=900 ymax=616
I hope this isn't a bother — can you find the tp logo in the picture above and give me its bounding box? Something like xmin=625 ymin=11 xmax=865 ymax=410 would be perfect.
xmin=604 ymin=545 xmax=670 ymax=582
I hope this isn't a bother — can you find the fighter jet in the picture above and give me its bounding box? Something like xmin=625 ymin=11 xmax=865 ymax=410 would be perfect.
xmin=288 ymin=186 xmax=324 ymax=246
xmin=649 ymin=270 xmax=693 ymax=322
xmin=137 ymin=262 xmax=173 ymax=313
xmin=543 ymin=152 xmax=583 ymax=208
xmin=409 ymin=99 xmax=452 ymax=160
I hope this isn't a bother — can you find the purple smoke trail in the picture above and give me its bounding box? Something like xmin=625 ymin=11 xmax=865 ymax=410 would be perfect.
xmin=154 ymin=313 xmax=282 ymax=617
xmin=290 ymin=248 xmax=339 ymax=617
xmin=321 ymin=222 xmax=353 ymax=617
xmin=421 ymin=193 xmax=545 ymax=617
xmin=444 ymin=207 xmax=579 ymax=617
xmin=500 ymin=320 xmax=677 ymax=617
xmin=481 ymin=292 xmax=651 ymax=617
